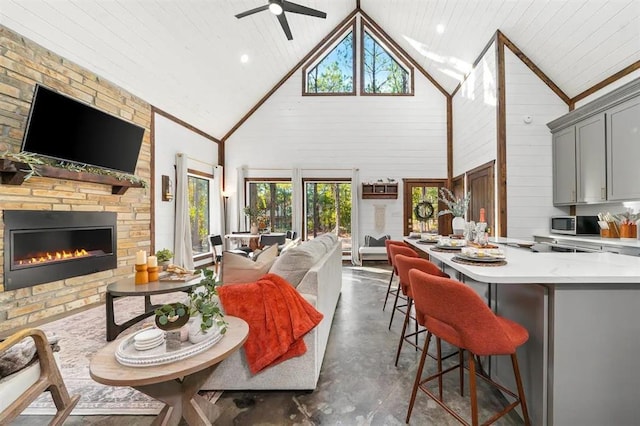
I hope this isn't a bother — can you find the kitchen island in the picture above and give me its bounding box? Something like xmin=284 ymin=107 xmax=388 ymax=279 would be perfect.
xmin=405 ymin=237 xmax=640 ymax=426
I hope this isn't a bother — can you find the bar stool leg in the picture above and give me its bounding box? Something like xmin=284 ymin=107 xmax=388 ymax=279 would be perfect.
xmin=388 ymin=284 xmax=402 ymax=330
xmin=437 ymin=338 xmax=443 ymax=400
xmin=383 ymin=270 xmax=394 ymax=311
xmin=511 ymin=353 xmax=531 ymax=426
xmin=459 ymin=349 xmax=465 ymax=397
xmin=394 ymin=298 xmax=412 ymax=366
xmin=406 ymin=331 xmax=432 ymax=424
xmin=469 ymin=352 xmax=479 ymax=426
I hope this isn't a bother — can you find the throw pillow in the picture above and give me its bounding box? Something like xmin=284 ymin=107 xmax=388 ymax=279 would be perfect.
xmin=364 ymin=234 xmax=390 ymax=247
xmin=222 ymin=247 xmax=277 ymax=284
xmin=269 ymin=242 xmax=326 ymax=287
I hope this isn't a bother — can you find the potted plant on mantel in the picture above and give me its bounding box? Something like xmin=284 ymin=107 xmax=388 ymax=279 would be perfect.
xmin=438 ymin=187 xmax=471 ymax=236
xmin=187 ymin=269 xmax=227 ymax=343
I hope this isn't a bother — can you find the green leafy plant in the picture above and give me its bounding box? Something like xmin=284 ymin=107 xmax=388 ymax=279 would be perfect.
xmin=189 ymin=269 xmax=227 ymax=334
xmin=155 ymin=248 xmax=173 ymax=263
xmin=243 ymin=205 xmax=266 ymax=224
xmin=154 ymin=302 xmax=189 ymax=329
xmin=437 ymin=187 xmax=470 ymax=218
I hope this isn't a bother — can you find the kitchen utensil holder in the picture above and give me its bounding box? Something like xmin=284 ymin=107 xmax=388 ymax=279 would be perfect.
xmin=600 ymin=222 xmax=620 ymax=238
xmin=619 ymin=223 xmax=637 ymax=238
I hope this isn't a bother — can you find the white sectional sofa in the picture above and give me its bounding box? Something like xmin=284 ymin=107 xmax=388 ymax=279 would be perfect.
xmin=201 ymin=233 xmax=343 ymax=390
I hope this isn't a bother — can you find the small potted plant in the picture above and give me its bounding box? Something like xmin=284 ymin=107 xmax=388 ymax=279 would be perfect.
xmin=155 ymin=248 xmax=173 ymax=269
xmin=188 ymin=268 xmax=227 ymax=343
xmin=243 ymin=205 xmax=266 ymax=234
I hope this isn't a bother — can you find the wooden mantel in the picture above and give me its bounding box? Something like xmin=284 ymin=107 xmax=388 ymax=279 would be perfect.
xmin=0 ymin=159 xmax=145 ymax=195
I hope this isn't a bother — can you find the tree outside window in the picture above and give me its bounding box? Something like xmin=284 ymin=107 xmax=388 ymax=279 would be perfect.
xmin=247 ymin=181 xmax=292 ymax=232
xmin=306 ymin=31 xmax=354 ymax=94
xmin=188 ymin=174 xmax=210 ymax=255
xmin=362 ymin=30 xmax=410 ymax=94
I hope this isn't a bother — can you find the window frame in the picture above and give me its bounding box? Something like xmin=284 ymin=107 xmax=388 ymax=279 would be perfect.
xmin=187 ymin=169 xmax=214 ymax=262
xmin=302 ymin=20 xmax=357 ymax=96
xmin=302 ymin=178 xmax=352 ymax=253
xmin=360 ymin=21 xmax=414 ymax=96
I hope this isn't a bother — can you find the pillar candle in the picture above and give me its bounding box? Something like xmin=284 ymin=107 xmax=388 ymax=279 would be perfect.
xmin=135 ymin=250 xmax=146 ymax=265
xmin=147 ymin=255 xmax=158 ymax=267
xmin=479 ymin=208 xmax=486 ymax=223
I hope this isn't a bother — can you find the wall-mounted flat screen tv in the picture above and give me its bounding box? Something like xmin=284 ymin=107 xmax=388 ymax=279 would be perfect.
xmin=21 ymin=85 xmax=145 ymax=175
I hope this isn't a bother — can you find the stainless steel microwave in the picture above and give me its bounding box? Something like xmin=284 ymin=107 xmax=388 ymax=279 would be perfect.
xmin=551 ymin=216 xmax=600 ymax=235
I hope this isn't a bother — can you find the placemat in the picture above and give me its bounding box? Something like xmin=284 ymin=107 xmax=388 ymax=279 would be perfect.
xmin=452 ymin=256 xmax=507 ymax=267
xmin=430 ymin=246 xmax=462 ymax=253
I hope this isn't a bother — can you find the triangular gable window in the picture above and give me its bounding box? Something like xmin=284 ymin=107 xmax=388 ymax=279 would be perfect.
xmin=304 ymin=27 xmax=355 ymax=95
xmin=361 ymin=27 xmax=413 ymax=95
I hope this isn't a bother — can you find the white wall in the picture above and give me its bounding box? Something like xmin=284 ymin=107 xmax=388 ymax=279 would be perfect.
xmin=574 ymin=69 xmax=640 ymax=108
xmin=504 ymin=49 xmax=569 ymax=239
xmin=225 ymin=70 xmax=447 ymax=243
xmin=153 ymin=113 xmax=219 ymax=254
xmin=452 ymin=42 xmax=497 ymax=177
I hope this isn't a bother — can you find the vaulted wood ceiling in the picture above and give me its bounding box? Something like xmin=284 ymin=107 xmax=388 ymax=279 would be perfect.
xmin=1 ymin=0 xmax=638 ymax=139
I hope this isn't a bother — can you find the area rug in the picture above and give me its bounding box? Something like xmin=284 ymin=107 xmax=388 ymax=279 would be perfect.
xmin=22 ymin=292 xmax=222 ymax=416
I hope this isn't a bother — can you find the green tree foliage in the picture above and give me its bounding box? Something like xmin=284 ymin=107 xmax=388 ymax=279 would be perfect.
xmin=248 ymin=182 xmax=292 ymax=232
xmin=363 ymin=31 xmax=409 ymax=94
xmin=188 ymin=176 xmax=210 ymax=254
xmin=306 ymin=182 xmax=351 ymax=238
xmin=307 ymin=32 xmax=354 ymax=93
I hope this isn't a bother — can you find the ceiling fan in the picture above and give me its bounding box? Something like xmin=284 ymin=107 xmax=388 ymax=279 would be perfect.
xmin=235 ymin=0 xmax=327 ymax=41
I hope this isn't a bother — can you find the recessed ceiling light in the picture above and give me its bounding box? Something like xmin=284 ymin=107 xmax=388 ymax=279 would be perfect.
xmin=240 ymin=54 xmax=249 ymax=64
xmin=269 ymin=1 xmax=283 ymax=15
xmin=436 ymin=24 xmax=445 ymax=34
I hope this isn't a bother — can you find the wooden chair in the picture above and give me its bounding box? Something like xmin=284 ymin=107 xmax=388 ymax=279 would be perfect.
xmin=0 ymin=328 xmax=79 ymax=425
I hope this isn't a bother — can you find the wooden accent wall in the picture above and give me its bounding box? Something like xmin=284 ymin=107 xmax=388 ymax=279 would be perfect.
xmin=0 ymin=25 xmax=152 ymax=334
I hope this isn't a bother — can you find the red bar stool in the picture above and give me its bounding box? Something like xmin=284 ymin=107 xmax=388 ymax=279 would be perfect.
xmin=393 ymin=254 xmax=449 ymax=366
xmin=406 ymin=270 xmax=531 ymax=426
xmin=382 ymin=240 xmax=413 ymax=312
xmin=386 ymin=244 xmax=418 ymax=330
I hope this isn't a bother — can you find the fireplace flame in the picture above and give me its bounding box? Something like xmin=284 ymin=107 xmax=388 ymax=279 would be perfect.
xmin=19 ymin=249 xmax=90 ymax=266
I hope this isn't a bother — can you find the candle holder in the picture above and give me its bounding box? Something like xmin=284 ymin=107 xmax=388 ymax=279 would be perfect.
xmin=135 ymin=263 xmax=149 ymax=285
xmin=148 ymin=266 xmax=159 ymax=282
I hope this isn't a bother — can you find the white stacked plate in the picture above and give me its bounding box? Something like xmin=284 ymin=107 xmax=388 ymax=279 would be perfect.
xmin=133 ymin=328 xmax=165 ymax=351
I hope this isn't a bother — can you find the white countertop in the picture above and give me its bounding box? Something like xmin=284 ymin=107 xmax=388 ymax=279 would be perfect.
xmin=404 ymin=237 xmax=640 ymax=284
xmin=534 ymin=234 xmax=640 ymax=249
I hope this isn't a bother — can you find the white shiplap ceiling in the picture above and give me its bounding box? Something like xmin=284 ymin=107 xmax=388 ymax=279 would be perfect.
xmin=1 ymin=0 xmax=639 ymax=139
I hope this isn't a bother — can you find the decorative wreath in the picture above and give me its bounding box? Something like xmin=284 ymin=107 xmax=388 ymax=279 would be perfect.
xmin=414 ymin=201 xmax=435 ymax=222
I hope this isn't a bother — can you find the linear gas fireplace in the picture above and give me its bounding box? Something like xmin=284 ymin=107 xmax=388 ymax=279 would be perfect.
xmin=3 ymin=210 xmax=117 ymax=291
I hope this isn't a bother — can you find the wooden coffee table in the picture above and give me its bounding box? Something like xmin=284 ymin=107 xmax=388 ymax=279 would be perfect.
xmin=105 ymin=278 xmax=200 ymax=341
xmin=90 ymin=316 xmax=248 ymax=426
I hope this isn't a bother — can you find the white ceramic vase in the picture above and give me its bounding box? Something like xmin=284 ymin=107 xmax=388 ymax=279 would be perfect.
xmin=452 ymin=216 xmax=465 ymax=236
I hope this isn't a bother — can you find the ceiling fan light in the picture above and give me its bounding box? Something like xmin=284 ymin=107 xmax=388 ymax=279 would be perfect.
xmin=269 ymin=1 xmax=283 ymax=15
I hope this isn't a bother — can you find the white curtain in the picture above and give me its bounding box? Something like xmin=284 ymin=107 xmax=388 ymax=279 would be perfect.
xmin=351 ymin=168 xmax=360 ymax=265
xmin=292 ymin=167 xmax=302 ymax=238
xmin=212 ymin=165 xmax=225 ymax=237
xmin=236 ymin=166 xmax=247 ymax=231
xmin=174 ymin=153 xmax=194 ymax=269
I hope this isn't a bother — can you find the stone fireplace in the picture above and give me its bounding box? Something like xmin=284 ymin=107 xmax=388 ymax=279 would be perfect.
xmin=3 ymin=210 xmax=117 ymax=291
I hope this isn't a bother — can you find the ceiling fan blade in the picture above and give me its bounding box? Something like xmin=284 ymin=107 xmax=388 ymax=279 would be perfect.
xmin=277 ymin=13 xmax=293 ymax=40
xmin=282 ymin=1 xmax=327 ymax=18
xmin=235 ymin=5 xmax=269 ymax=19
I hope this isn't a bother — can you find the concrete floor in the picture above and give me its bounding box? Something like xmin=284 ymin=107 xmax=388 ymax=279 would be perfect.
xmin=13 ymin=263 xmax=523 ymax=425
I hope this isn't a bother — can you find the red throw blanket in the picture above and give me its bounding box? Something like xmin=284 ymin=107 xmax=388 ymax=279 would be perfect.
xmin=218 ymin=273 xmax=324 ymax=374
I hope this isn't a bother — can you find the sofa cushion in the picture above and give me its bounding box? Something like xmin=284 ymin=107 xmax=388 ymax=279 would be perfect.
xmin=364 ymin=234 xmax=390 ymax=247
xmin=269 ymin=240 xmax=328 ymax=287
xmin=223 ymin=245 xmax=277 ymax=284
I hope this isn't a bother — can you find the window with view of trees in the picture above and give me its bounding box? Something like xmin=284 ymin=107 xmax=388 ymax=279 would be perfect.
xmin=305 ymin=29 xmax=355 ymax=94
xmin=362 ymin=29 xmax=411 ymax=94
xmin=305 ymin=181 xmax=352 ymax=252
xmin=188 ymin=174 xmax=210 ymax=256
xmin=247 ymin=181 xmax=293 ymax=232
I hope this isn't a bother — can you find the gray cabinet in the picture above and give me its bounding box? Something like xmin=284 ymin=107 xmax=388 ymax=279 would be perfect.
xmin=576 ymin=114 xmax=606 ymax=203
xmin=606 ymin=96 xmax=640 ymax=201
xmin=552 ymin=126 xmax=576 ymax=205
xmin=548 ymin=77 xmax=640 ymax=205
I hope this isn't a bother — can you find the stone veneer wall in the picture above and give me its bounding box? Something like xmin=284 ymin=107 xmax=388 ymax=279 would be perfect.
xmin=0 ymin=25 xmax=151 ymax=334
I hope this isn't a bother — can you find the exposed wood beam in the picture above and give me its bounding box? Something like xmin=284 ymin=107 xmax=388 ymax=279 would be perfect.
xmin=570 ymin=60 xmax=640 ymax=105
xmin=498 ymin=31 xmax=571 ymax=105
xmin=222 ymin=8 xmax=360 ymax=142
xmin=495 ymin=34 xmax=507 ymax=238
xmin=150 ymin=108 xmax=156 ymax=254
xmin=151 ymin=106 xmax=221 ymax=144
xmin=447 ymin=97 xmax=453 ymax=183
xmin=451 ymin=32 xmax=498 ymax=98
